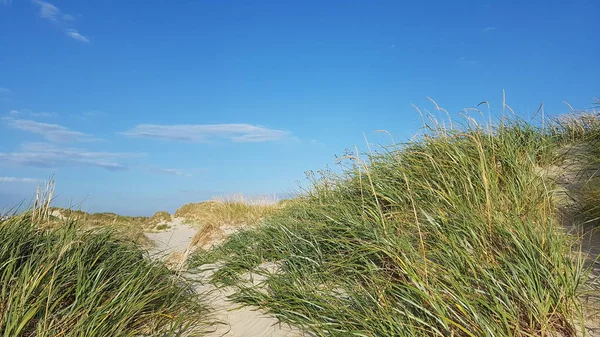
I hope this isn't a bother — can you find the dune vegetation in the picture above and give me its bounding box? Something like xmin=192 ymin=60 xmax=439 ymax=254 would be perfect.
xmin=191 ymin=110 xmax=600 ymax=337
xmin=47 ymin=208 xmax=176 ymax=244
xmin=175 ymin=194 xmax=281 ymax=250
xmin=0 ymin=210 xmax=210 ymax=336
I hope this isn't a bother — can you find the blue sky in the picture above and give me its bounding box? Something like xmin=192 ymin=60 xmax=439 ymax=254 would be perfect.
xmin=1 ymin=0 xmax=599 ymax=215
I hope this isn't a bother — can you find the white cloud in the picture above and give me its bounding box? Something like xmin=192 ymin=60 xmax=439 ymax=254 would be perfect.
xmin=30 ymin=1 xmax=90 ymax=43
xmin=458 ymin=56 xmax=476 ymax=65
xmin=31 ymin=0 xmax=61 ymax=22
xmin=0 ymin=177 xmax=39 ymax=183
xmin=65 ymin=29 xmax=89 ymax=43
xmin=0 ymin=142 xmax=137 ymax=171
xmin=73 ymin=111 xmax=105 ymax=121
xmin=146 ymin=167 xmax=192 ymax=177
xmin=30 ymin=112 xmax=56 ymax=118
xmin=2 ymin=0 xmax=13 ymax=5
xmin=123 ymin=123 xmax=292 ymax=143
xmin=482 ymin=26 xmax=496 ymax=33
xmin=7 ymin=110 xmax=55 ymax=118
xmin=3 ymin=117 xmax=97 ymax=143
xmin=0 ymin=88 xmax=10 ymax=102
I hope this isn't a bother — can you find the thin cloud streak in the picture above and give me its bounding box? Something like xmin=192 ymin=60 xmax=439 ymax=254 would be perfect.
xmin=0 ymin=142 xmax=139 ymax=171
xmin=0 ymin=177 xmax=39 ymax=183
xmin=3 ymin=117 xmax=97 ymax=143
xmin=7 ymin=110 xmax=56 ymax=118
xmin=482 ymin=26 xmax=496 ymax=33
xmin=146 ymin=167 xmax=192 ymax=177
xmin=123 ymin=123 xmax=292 ymax=143
xmin=65 ymin=29 xmax=89 ymax=43
xmin=30 ymin=112 xmax=57 ymax=118
xmin=458 ymin=56 xmax=476 ymax=65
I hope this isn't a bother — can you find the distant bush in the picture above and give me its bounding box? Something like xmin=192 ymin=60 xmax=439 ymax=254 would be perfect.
xmin=151 ymin=210 xmax=172 ymax=222
xmin=155 ymin=223 xmax=171 ymax=231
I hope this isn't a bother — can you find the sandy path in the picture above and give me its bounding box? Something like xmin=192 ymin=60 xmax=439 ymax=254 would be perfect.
xmin=549 ymin=146 xmax=600 ymax=337
xmin=145 ymin=218 xmax=309 ymax=337
xmin=145 ymin=217 xmax=197 ymax=257
xmin=145 ymin=213 xmax=600 ymax=336
xmin=200 ymin=285 xmax=306 ymax=337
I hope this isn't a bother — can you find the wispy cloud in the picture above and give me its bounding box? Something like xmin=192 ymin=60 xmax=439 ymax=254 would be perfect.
xmin=0 ymin=142 xmax=137 ymax=171
xmin=31 ymin=0 xmax=61 ymax=21
xmin=482 ymin=26 xmax=496 ymax=33
xmin=2 ymin=0 xmax=13 ymax=5
xmin=0 ymin=177 xmax=39 ymax=183
xmin=3 ymin=117 xmax=97 ymax=143
xmin=146 ymin=167 xmax=192 ymax=177
xmin=458 ymin=56 xmax=476 ymax=65
xmin=65 ymin=29 xmax=89 ymax=43
xmin=0 ymin=88 xmax=10 ymax=101
xmin=70 ymin=111 xmax=104 ymax=121
xmin=30 ymin=0 xmax=90 ymax=42
xmin=123 ymin=123 xmax=292 ymax=143
xmin=30 ymin=111 xmax=57 ymax=118
xmin=7 ymin=110 xmax=55 ymax=118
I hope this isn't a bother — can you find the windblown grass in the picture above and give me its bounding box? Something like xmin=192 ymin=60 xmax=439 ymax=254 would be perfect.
xmin=191 ymin=113 xmax=599 ymax=336
xmin=0 ymin=212 xmax=210 ymax=336
xmin=175 ymin=194 xmax=281 ymax=249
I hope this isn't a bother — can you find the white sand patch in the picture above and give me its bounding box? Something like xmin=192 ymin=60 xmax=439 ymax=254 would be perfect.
xmin=145 ymin=217 xmax=197 ymax=257
xmin=193 ymin=263 xmax=309 ymax=337
xmin=145 ymin=219 xmax=311 ymax=337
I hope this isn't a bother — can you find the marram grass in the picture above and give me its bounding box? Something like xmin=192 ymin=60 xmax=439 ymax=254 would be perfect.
xmin=0 ymin=214 xmax=210 ymax=337
xmin=192 ymin=115 xmax=598 ymax=337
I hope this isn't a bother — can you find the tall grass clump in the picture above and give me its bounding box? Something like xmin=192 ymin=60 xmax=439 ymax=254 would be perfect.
xmin=192 ymin=114 xmax=596 ymax=336
xmin=0 ymin=213 xmax=209 ymax=336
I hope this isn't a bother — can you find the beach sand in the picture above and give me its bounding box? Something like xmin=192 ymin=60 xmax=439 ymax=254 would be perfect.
xmin=145 ymin=218 xmax=310 ymax=337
